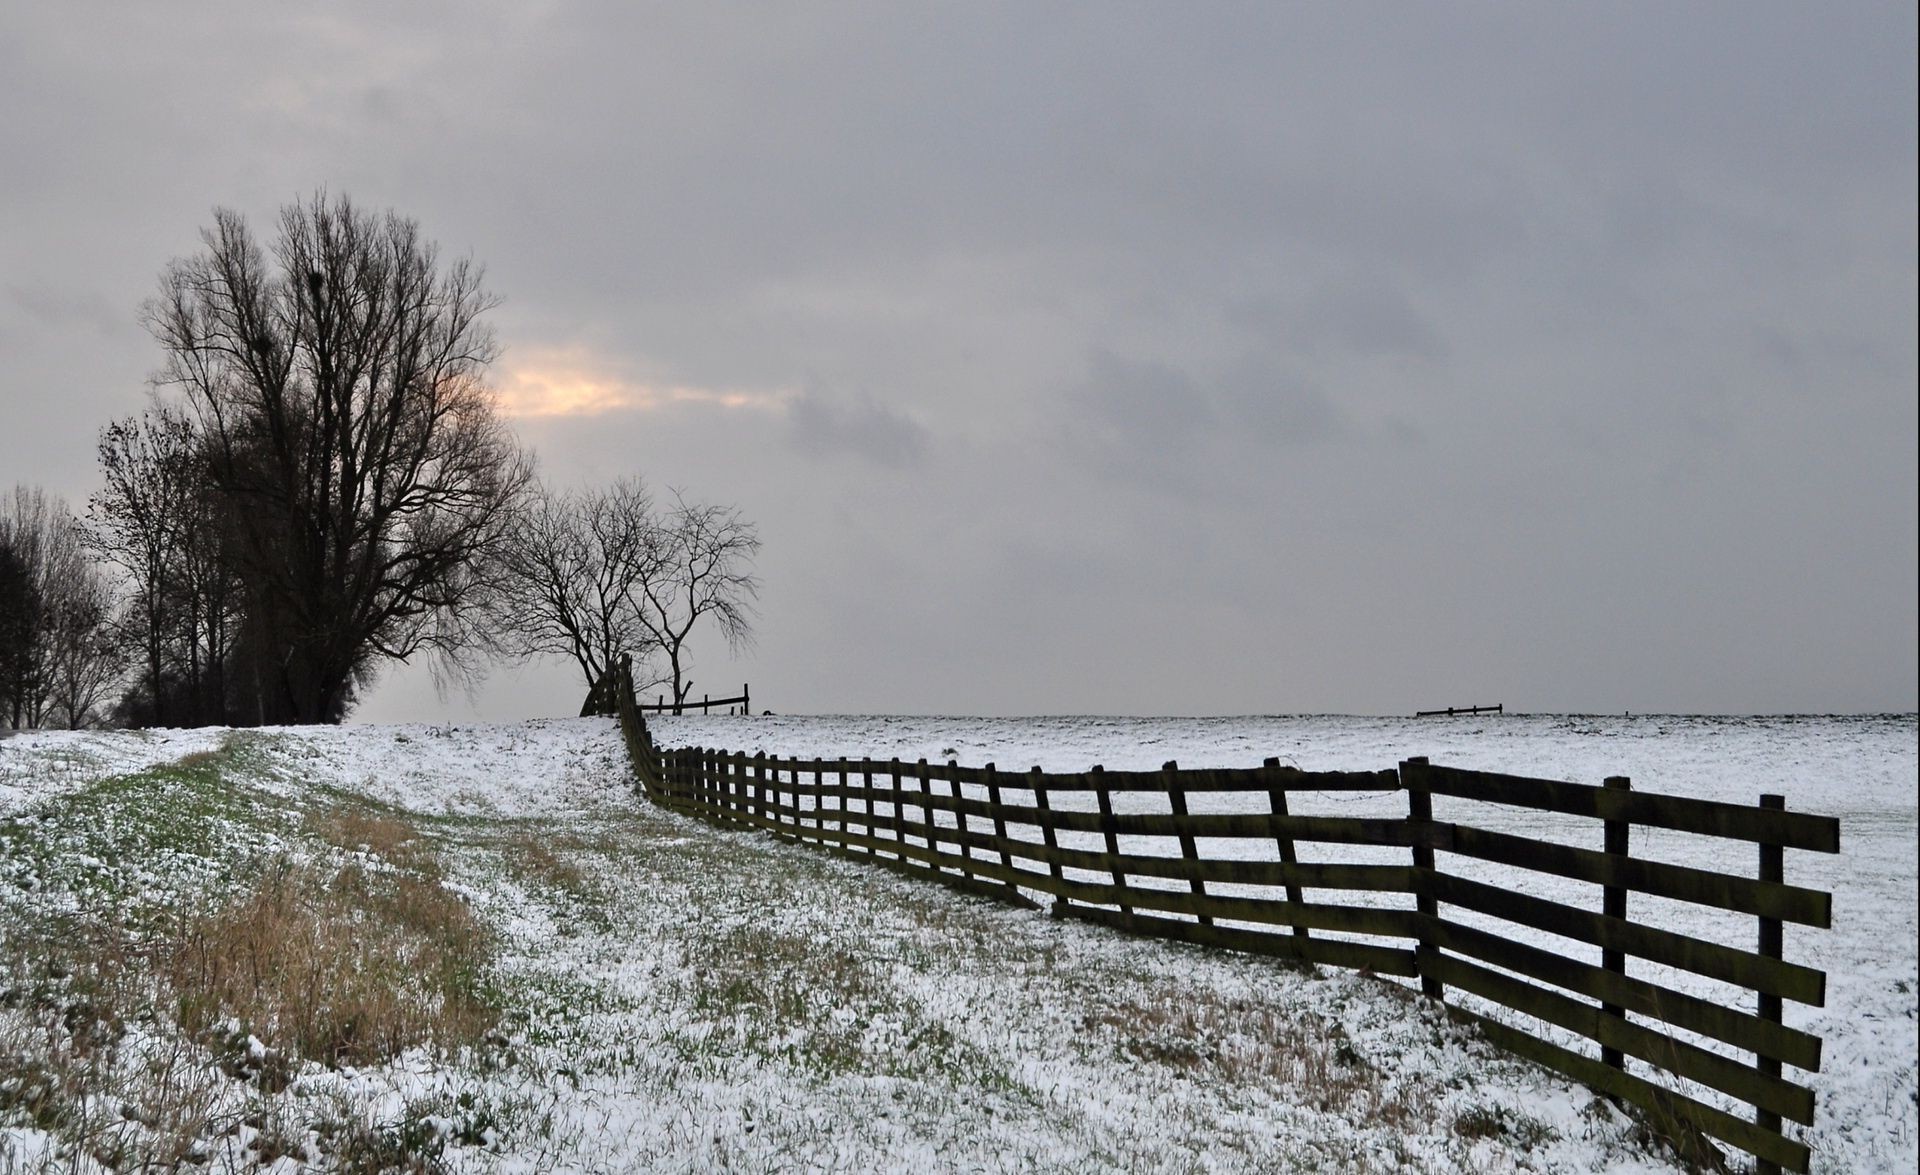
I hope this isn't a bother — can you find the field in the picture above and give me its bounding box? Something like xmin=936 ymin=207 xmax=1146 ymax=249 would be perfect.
xmin=0 ymin=713 xmax=1911 ymax=1172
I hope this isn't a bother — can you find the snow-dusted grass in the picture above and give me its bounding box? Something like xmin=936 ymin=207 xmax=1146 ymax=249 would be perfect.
xmin=0 ymin=713 xmax=1909 ymax=1172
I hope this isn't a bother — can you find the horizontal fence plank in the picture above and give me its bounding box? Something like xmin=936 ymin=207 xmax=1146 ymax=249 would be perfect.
xmin=760 ymin=784 xmax=1416 ymax=849
xmin=1443 ymin=824 xmax=1832 ymax=927
xmin=1426 ymin=917 xmax=1822 ymax=1072
xmin=1425 ymin=872 xmax=1827 ymax=1006
xmin=1046 ymin=874 xmax=1421 ymax=939
xmin=990 ymin=766 xmax=1403 ymax=793
xmin=1420 ymin=765 xmax=1840 ymax=853
xmin=744 ymin=758 xmax=1400 ymax=793
xmin=1452 ymin=1008 xmax=1811 ymax=1172
xmin=1420 ymin=949 xmax=1816 ymax=1124
xmin=1059 ymin=904 xmax=1419 ymax=977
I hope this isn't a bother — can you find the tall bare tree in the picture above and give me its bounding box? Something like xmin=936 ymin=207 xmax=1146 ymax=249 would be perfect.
xmin=91 ymin=408 xmax=244 ymax=726
xmin=629 ymin=491 xmax=760 ymax=715
xmin=0 ymin=487 xmax=119 ymax=729
xmin=0 ymin=539 xmax=39 ymax=729
xmin=144 ymin=193 xmax=533 ymax=723
xmin=492 ymin=477 xmax=666 ymax=693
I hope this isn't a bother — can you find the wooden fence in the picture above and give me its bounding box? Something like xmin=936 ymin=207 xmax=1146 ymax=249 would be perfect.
xmin=580 ymin=676 xmax=750 ymax=716
xmin=586 ymin=660 xmax=1839 ymax=1173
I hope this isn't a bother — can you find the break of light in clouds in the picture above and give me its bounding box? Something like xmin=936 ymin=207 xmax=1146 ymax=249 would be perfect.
xmin=1 ymin=1 xmax=1913 ymax=720
xmin=496 ymin=347 xmax=791 ymax=419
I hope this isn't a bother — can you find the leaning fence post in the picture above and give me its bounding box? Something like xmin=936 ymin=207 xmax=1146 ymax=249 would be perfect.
xmin=948 ymin=760 xmax=973 ymax=881
xmin=860 ymin=758 xmax=876 ymax=860
xmin=985 ymin=762 xmax=1014 ymax=887
xmin=1403 ymin=756 xmax=1444 ymax=1000
xmin=1756 ymin=793 xmax=1787 ymax=1175
xmin=1265 ymin=757 xmax=1309 ymax=939
xmin=889 ymin=758 xmax=905 ymax=865
xmin=1166 ymin=761 xmax=1210 ymax=926
xmin=1601 ymin=776 xmax=1632 ymax=1071
xmin=1032 ymin=766 xmax=1066 ymax=913
xmin=917 ymin=758 xmax=939 ymax=872
xmin=1092 ymin=766 xmax=1130 ymax=919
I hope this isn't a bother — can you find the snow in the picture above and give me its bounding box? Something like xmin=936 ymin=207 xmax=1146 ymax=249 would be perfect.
xmin=0 ymin=712 xmax=1911 ymax=1173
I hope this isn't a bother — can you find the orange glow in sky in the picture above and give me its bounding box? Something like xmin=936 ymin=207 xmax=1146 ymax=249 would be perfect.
xmin=495 ymin=349 xmax=786 ymax=418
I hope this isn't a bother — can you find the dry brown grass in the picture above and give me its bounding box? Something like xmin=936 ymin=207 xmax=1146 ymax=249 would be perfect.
xmin=0 ymin=814 xmax=497 ymax=1169
xmin=310 ymin=804 xmax=426 ymax=866
xmin=506 ymin=830 xmax=591 ymax=896
xmin=1083 ymin=988 xmax=1437 ymax=1130
xmin=160 ymin=859 xmax=495 ymax=1069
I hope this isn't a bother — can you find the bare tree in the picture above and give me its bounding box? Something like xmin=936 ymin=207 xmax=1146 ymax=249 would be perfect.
xmin=0 ymin=539 xmax=38 ymax=730
xmin=144 ymin=192 xmax=533 ymax=723
xmin=90 ymin=408 xmax=245 ymax=726
xmin=492 ymin=477 xmax=666 ymax=693
xmin=628 ymin=491 xmax=761 ymax=714
xmin=0 ymin=487 xmax=119 ymax=729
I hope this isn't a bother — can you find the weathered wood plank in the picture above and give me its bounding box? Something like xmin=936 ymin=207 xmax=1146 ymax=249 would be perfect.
xmin=1421 ymin=950 xmax=1816 ymax=1124
xmin=1424 ymin=917 xmax=1822 ymax=1069
xmin=1442 ymin=824 xmax=1831 ymax=927
xmin=1425 ymin=872 xmax=1826 ymax=1005
xmin=1422 ymin=765 xmax=1840 ymax=853
xmin=1450 ymin=1008 xmax=1810 ymax=1172
xmin=1059 ymin=904 xmax=1419 ymax=976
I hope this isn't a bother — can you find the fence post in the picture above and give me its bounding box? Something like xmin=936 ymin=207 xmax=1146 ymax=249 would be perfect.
xmin=985 ymin=763 xmax=1014 ymax=886
xmin=1166 ymin=761 xmax=1210 ymax=926
xmin=917 ymin=758 xmax=938 ymax=872
xmin=1032 ymin=766 xmax=1066 ymax=913
xmin=1601 ymin=776 xmax=1632 ymax=1071
xmin=948 ymin=760 xmax=973 ymax=882
xmin=1403 ymin=756 xmax=1444 ymax=1000
xmin=1265 ymin=757 xmax=1309 ymax=939
xmin=1756 ymin=793 xmax=1787 ymax=1175
xmin=743 ymin=683 xmax=750 ymax=715
xmin=861 ymin=758 xmax=876 ymax=859
xmin=752 ymin=752 xmax=767 ymax=827
xmin=840 ymin=760 xmax=854 ymax=854
xmin=1091 ymin=766 xmax=1130 ymax=919
xmin=889 ymin=758 xmax=905 ymax=864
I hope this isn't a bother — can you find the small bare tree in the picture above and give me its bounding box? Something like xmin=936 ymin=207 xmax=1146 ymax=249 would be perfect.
xmin=491 ymin=477 xmax=665 ymax=693
xmin=629 ymin=491 xmax=760 ymax=715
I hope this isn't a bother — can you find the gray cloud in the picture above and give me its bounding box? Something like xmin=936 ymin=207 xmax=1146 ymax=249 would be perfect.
xmin=0 ymin=1 xmax=1912 ymax=717
xmin=787 ymin=386 xmax=932 ymax=469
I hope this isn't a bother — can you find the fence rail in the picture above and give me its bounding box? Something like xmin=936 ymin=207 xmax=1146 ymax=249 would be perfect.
xmin=586 ymin=659 xmax=1838 ymax=1173
xmin=583 ymin=676 xmax=751 ymax=716
xmin=1415 ymin=703 xmax=1504 ymax=717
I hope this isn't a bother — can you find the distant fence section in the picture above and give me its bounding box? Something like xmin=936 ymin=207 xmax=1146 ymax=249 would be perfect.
xmin=1415 ymin=703 xmax=1504 ymax=717
xmin=585 ymin=659 xmax=1839 ymax=1173
xmin=582 ymin=676 xmax=749 ymax=717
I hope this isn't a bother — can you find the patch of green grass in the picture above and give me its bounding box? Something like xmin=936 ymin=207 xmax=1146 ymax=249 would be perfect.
xmin=0 ymin=735 xmax=294 ymax=923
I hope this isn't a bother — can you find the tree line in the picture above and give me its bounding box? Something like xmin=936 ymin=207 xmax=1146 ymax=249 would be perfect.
xmin=1 ymin=192 xmax=758 ymax=731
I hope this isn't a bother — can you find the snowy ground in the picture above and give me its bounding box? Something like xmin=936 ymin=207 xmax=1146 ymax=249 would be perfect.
xmin=0 ymin=713 xmax=1911 ymax=1172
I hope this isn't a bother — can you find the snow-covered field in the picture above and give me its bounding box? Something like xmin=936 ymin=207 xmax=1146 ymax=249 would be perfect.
xmin=0 ymin=713 xmax=1911 ymax=1172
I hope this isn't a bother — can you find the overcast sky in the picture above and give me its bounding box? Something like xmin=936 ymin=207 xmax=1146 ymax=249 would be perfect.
xmin=2 ymin=2 xmax=1914 ymax=719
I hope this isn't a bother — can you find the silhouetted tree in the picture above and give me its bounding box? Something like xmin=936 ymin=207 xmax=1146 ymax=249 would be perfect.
xmin=492 ymin=477 xmax=666 ymax=693
xmin=144 ymin=192 xmax=533 ymax=723
xmin=0 ymin=541 xmax=39 ymax=730
xmin=0 ymin=487 xmax=118 ymax=729
xmin=91 ymin=408 xmax=245 ymax=726
xmin=629 ymin=491 xmax=760 ymax=715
